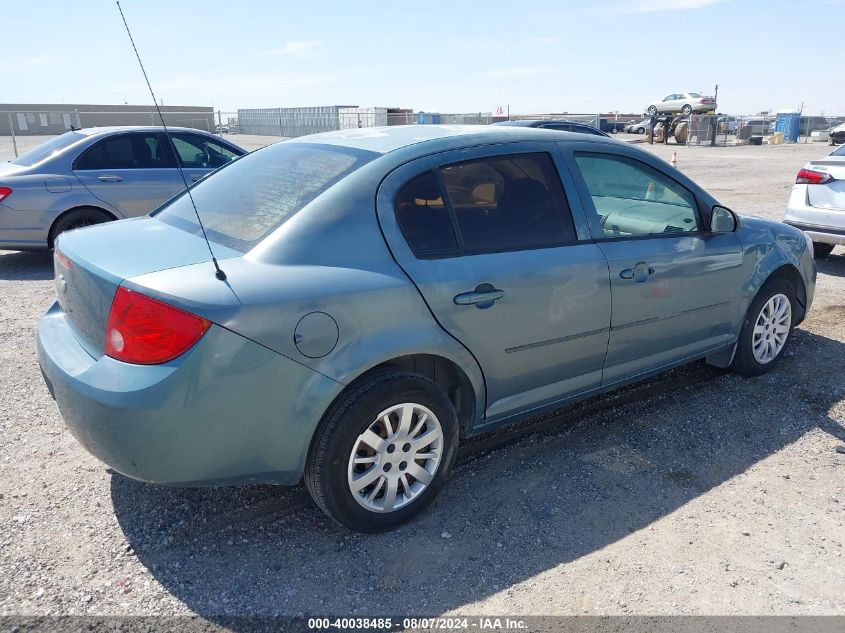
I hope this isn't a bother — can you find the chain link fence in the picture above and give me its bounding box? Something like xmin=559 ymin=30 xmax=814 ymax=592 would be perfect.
xmin=1 ymin=109 xmax=216 ymax=161
xmin=642 ymin=113 xmax=842 ymax=147
xmin=2 ymin=107 xmax=842 ymax=162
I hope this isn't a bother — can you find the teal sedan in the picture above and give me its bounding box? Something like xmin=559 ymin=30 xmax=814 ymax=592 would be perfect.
xmin=37 ymin=125 xmax=816 ymax=532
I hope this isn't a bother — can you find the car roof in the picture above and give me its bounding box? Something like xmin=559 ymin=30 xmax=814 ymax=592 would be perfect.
xmin=76 ymin=126 xmax=216 ymax=137
xmin=295 ymin=124 xmax=613 ymax=154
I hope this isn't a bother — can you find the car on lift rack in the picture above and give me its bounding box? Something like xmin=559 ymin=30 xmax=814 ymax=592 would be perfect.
xmin=0 ymin=126 xmax=245 ymax=251
xmin=38 ymin=125 xmax=815 ymax=532
xmin=645 ymin=93 xmax=717 ymax=116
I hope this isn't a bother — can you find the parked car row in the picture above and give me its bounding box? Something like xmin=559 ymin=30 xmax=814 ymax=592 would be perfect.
xmin=32 ymin=124 xmax=817 ymax=531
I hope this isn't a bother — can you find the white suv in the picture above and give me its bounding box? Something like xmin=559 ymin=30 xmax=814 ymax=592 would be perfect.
xmin=784 ymin=144 xmax=845 ymax=258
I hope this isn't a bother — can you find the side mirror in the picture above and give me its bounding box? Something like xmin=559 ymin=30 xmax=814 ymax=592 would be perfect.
xmin=710 ymin=205 xmax=738 ymax=232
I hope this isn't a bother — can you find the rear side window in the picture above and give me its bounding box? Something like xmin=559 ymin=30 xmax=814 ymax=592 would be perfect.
xmin=75 ymin=134 xmax=170 ymax=170
xmin=10 ymin=131 xmax=85 ymax=166
xmin=395 ymin=173 xmax=458 ymax=256
xmin=156 ymin=142 xmax=375 ymax=252
xmin=396 ymin=153 xmax=576 ymax=257
xmin=440 ymin=153 xmax=576 ymax=253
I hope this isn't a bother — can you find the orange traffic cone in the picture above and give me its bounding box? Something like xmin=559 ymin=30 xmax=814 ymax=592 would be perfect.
xmin=670 ymin=151 xmax=677 ymax=168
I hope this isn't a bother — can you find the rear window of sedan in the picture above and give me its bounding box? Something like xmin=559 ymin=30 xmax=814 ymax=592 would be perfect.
xmin=10 ymin=131 xmax=86 ymax=166
xmin=155 ymin=142 xmax=376 ymax=252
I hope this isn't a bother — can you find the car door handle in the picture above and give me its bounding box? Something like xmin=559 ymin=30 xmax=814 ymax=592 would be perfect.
xmin=190 ymin=173 xmax=203 ymax=182
xmin=97 ymin=175 xmax=122 ymax=182
xmin=620 ymin=262 xmax=655 ymax=283
xmin=454 ymin=285 xmax=505 ymax=308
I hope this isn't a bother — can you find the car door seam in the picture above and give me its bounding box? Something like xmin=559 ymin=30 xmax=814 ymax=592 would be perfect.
xmin=505 ymin=326 xmax=610 ymax=354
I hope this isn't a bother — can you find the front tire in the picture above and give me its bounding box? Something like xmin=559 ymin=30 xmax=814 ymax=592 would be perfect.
xmin=812 ymin=242 xmax=834 ymax=259
xmin=731 ymin=278 xmax=796 ymax=377
xmin=305 ymin=370 xmax=459 ymax=532
xmin=647 ymin=106 xmax=658 ymax=116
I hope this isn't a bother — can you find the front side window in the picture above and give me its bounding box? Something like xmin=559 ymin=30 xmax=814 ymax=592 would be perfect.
xmin=75 ymin=134 xmax=170 ymax=170
xmin=170 ymin=133 xmax=240 ymax=169
xmin=156 ymin=142 xmax=374 ymax=252
xmin=574 ymin=153 xmax=701 ymax=237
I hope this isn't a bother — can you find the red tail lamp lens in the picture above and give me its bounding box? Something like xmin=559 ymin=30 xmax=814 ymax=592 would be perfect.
xmin=0 ymin=187 xmax=11 ymax=202
xmin=105 ymin=287 xmax=211 ymax=364
xmin=796 ymin=168 xmax=833 ymax=185
xmin=54 ymin=249 xmax=72 ymax=270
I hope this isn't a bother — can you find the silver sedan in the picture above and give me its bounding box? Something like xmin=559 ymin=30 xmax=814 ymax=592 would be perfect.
xmin=0 ymin=126 xmax=245 ymax=250
xmin=645 ymin=93 xmax=717 ymax=116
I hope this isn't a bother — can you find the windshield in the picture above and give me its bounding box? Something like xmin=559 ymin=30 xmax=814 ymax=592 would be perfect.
xmin=10 ymin=131 xmax=86 ymax=166
xmin=832 ymin=145 xmax=845 ymax=157
xmin=688 ymin=93 xmax=702 ymax=98
xmin=155 ymin=142 xmax=376 ymax=252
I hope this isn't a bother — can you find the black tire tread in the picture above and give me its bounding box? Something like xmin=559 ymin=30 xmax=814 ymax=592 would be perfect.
xmin=50 ymin=207 xmax=114 ymax=247
xmin=813 ymin=242 xmax=835 ymax=259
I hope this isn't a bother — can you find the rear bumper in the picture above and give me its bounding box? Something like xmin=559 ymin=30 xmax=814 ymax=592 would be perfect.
xmin=37 ymin=302 xmax=343 ymax=486
xmin=0 ymin=204 xmax=50 ymax=250
xmin=784 ymin=184 xmax=845 ymax=246
xmin=784 ymin=222 xmax=845 ymax=247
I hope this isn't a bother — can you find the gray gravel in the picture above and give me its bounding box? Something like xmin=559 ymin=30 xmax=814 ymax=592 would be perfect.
xmin=0 ymin=141 xmax=843 ymax=618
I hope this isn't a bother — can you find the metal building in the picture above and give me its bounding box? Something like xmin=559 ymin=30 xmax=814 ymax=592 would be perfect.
xmin=237 ymin=106 xmax=357 ymax=137
xmin=0 ymin=103 xmax=216 ymax=135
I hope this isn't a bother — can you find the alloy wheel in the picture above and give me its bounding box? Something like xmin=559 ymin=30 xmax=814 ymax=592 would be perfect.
xmin=752 ymin=293 xmax=791 ymax=364
xmin=347 ymin=403 xmax=443 ymax=513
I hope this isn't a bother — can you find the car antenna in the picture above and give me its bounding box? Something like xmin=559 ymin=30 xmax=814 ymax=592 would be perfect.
xmin=115 ymin=1 xmax=226 ymax=281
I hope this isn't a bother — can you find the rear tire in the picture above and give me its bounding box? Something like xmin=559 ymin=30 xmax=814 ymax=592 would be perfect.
xmin=813 ymin=242 xmax=835 ymax=259
xmin=682 ymin=104 xmax=693 ymax=115
xmin=731 ymin=277 xmax=797 ymax=377
xmin=50 ymin=208 xmax=114 ymax=247
xmin=305 ymin=370 xmax=459 ymax=532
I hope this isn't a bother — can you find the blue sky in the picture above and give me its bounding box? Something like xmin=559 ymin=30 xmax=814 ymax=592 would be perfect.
xmin=5 ymin=0 xmax=844 ymax=116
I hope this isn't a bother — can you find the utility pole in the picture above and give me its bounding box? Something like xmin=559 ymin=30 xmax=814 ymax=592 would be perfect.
xmin=714 ymin=83 xmax=719 ymax=102
xmin=799 ymin=101 xmax=806 ymax=142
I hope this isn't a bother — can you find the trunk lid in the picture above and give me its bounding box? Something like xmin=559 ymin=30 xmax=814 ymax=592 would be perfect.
xmin=54 ymin=217 xmax=241 ymax=358
xmin=807 ymin=158 xmax=845 ymax=211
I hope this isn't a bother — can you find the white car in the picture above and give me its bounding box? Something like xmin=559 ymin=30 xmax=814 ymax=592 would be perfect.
xmin=625 ymin=119 xmax=652 ymax=134
xmin=645 ymin=93 xmax=717 ymax=116
xmin=784 ymin=144 xmax=845 ymax=258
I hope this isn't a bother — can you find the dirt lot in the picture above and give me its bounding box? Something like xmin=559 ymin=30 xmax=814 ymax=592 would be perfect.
xmin=0 ymin=140 xmax=843 ymax=619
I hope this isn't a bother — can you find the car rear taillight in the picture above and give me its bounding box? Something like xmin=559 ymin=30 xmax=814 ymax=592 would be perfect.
xmin=54 ymin=249 xmax=72 ymax=270
xmin=796 ymin=168 xmax=834 ymax=185
xmin=104 ymin=286 xmax=211 ymax=365
xmin=0 ymin=186 xmax=12 ymax=202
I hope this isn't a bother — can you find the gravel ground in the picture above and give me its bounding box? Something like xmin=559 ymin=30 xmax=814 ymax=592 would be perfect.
xmin=0 ymin=141 xmax=843 ymax=619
